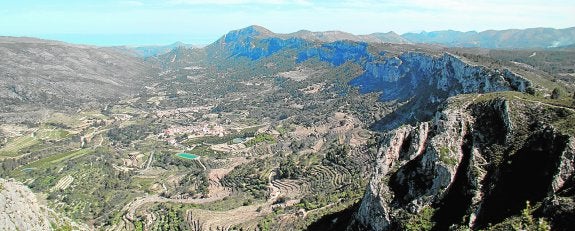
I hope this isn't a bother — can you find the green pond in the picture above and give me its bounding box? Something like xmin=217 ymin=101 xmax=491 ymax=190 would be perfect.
xmin=176 ymin=153 xmax=199 ymax=159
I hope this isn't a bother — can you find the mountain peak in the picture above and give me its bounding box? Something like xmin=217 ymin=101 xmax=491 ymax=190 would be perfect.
xmin=234 ymin=25 xmax=274 ymax=37
xmin=171 ymin=41 xmax=186 ymax=46
xmin=215 ymin=25 xmax=276 ymax=45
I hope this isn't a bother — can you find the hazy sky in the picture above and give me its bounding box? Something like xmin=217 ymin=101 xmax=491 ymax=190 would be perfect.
xmin=1 ymin=0 xmax=573 ymax=46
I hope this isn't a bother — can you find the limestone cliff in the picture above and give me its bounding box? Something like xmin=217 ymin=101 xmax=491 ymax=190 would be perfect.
xmin=351 ymin=94 xmax=575 ymax=230
xmin=209 ymin=26 xmax=530 ymax=99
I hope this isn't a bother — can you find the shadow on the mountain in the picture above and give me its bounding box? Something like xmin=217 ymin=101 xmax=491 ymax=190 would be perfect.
xmin=371 ymin=95 xmax=440 ymax=131
xmin=305 ymin=203 xmax=360 ymax=231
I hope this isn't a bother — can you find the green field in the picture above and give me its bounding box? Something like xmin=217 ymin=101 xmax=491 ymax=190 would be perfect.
xmin=0 ymin=128 xmax=71 ymax=158
xmin=20 ymin=149 xmax=94 ymax=169
xmin=37 ymin=128 xmax=70 ymax=141
xmin=0 ymin=135 xmax=39 ymax=157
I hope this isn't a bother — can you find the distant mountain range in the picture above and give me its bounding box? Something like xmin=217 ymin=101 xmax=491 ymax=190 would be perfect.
xmin=215 ymin=25 xmax=411 ymax=45
xmin=112 ymin=41 xmax=196 ymax=57
xmin=403 ymin=27 xmax=575 ymax=49
xmin=112 ymin=26 xmax=575 ymax=57
xmin=251 ymin=25 xmax=575 ymax=49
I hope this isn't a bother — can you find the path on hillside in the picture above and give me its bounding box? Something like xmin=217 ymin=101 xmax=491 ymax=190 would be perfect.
xmin=513 ymin=96 xmax=575 ymax=113
xmin=268 ymin=170 xmax=280 ymax=203
xmin=145 ymin=151 xmax=154 ymax=169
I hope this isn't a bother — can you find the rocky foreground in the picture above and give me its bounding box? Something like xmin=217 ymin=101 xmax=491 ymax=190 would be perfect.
xmin=351 ymin=93 xmax=575 ymax=230
xmin=0 ymin=178 xmax=87 ymax=231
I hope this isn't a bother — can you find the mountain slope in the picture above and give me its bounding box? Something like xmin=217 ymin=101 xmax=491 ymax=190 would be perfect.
xmin=194 ymin=26 xmax=573 ymax=230
xmin=213 ymin=25 xmax=411 ymax=45
xmin=0 ymin=37 xmax=155 ymax=112
xmin=369 ymin=32 xmax=411 ymax=44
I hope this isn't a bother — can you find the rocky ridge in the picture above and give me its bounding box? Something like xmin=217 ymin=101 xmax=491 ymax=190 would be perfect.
xmin=207 ymin=27 xmax=532 ymax=130
xmin=351 ymin=93 xmax=575 ymax=230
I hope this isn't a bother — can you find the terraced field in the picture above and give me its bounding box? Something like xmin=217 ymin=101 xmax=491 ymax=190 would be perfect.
xmin=19 ymin=149 xmax=93 ymax=169
xmin=0 ymin=135 xmax=39 ymax=157
xmin=306 ymin=165 xmax=351 ymax=189
xmin=348 ymin=146 xmax=376 ymax=173
xmin=51 ymin=175 xmax=74 ymax=192
xmin=271 ymin=178 xmax=307 ymax=197
xmin=185 ymin=203 xmax=263 ymax=231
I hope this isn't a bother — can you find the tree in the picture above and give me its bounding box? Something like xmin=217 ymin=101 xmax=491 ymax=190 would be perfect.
xmin=551 ymin=88 xmax=561 ymax=99
xmin=516 ymin=201 xmax=551 ymax=231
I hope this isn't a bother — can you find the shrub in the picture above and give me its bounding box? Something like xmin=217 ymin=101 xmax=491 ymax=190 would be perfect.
xmin=404 ymin=206 xmax=435 ymax=231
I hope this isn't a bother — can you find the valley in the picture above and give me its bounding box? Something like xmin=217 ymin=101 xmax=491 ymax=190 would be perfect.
xmin=0 ymin=25 xmax=574 ymax=231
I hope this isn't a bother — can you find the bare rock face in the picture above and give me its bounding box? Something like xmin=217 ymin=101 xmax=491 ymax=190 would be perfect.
xmin=0 ymin=178 xmax=88 ymax=231
xmin=552 ymin=137 xmax=575 ymax=192
xmin=350 ymin=53 xmax=530 ymax=101
xmin=355 ymin=123 xmax=430 ymax=230
xmin=0 ymin=178 xmax=52 ymax=230
xmin=351 ymin=96 xmax=575 ymax=230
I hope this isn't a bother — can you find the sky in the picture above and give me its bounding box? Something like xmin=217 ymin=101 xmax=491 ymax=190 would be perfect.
xmin=1 ymin=0 xmax=574 ymax=46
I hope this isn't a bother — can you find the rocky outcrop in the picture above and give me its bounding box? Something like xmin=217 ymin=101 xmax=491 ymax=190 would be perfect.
xmin=0 ymin=178 xmax=88 ymax=231
xmin=0 ymin=178 xmax=52 ymax=230
xmin=358 ymin=52 xmax=530 ymax=130
xmin=355 ymin=123 xmax=430 ymax=230
xmin=351 ymin=96 xmax=575 ymax=230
